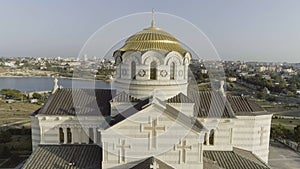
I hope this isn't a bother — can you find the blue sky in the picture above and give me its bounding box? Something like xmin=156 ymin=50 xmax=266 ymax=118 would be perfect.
xmin=0 ymin=0 xmax=300 ymax=62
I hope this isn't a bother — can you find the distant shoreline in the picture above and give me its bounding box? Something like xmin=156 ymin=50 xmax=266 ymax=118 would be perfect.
xmin=0 ymin=75 xmax=113 ymax=83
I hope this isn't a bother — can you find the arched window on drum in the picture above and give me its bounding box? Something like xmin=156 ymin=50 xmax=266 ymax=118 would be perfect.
xmin=150 ymin=61 xmax=157 ymax=80
xmin=131 ymin=61 xmax=136 ymax=80
xmin=209 ymin=129 xmax=215 ymax=145
xmin=170 ymin=62 xmax=175 ymax=80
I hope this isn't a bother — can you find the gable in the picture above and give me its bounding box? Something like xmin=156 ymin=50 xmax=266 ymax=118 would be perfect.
xmin=107 ymin=102 xmax=204 ymax=135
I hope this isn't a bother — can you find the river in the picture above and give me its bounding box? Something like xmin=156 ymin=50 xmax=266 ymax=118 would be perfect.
xmin=0 ymin=77 xmax=112 ymax=92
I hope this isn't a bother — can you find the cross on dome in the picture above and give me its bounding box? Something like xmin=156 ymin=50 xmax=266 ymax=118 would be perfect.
xmin=151 ymin=8 xmax=155 ymax=28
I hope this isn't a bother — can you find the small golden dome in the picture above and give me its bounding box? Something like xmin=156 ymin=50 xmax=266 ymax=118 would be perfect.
xmin=118 ymin=26 xmax=187 ymax=55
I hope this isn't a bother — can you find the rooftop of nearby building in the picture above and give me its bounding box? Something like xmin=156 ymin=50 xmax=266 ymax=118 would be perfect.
xmin=22 ymin=144 xmax=102 ymax=169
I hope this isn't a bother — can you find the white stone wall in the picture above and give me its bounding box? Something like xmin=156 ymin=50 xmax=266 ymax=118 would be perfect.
xmin=30 ymin=116 xmax=40 ymax=152
xmin=199 ymin=118 xmax=234 ymax=151
xmin=114 ymin=50 xmax=191 ymax=100
xmin=32 ymin=115 xmax=106 ymax=150
xmin=233 ymin=114 xmax=272 ymax=163
xmin=102 ymin=105 xmax=203 ymax=169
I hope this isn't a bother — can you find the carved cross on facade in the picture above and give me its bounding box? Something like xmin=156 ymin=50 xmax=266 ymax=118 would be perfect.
xmin=116 ymin=139 xmax=130 ymax=163
xmin=141 ymin=117 xmax=165 ymax=149
xmin=258 ymin=127 xmax=267 ymax=145
xmin=176 ymin=140 xmax=192 ymax=163
xmin=150 ymin=159 xmax=159 ymax=169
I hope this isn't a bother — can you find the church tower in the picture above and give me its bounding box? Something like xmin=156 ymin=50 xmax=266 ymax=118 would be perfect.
xmin=113 ymin=10 xmax=191 ymax=100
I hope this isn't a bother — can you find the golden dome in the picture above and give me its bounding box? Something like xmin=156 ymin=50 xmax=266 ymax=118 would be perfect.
xmin=118 ymin=26 xmax=188 ymax=55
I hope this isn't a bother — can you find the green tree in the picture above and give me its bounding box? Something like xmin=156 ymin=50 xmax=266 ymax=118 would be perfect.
xmin=32 ymin=93 xmax=42 ymax=100
xmin=294 ymin=125 xmax=300 ymax=142
xmin=257 ymin=92 xmax=266 ymax=99
xmin=0 ymin=89 xmax=22 ymax=100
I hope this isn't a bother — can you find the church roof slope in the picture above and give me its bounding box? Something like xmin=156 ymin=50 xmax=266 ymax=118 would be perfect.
xmin=110 ymin=91 xmax=141 ymax=103
xmin=188 ymin=91 xmax=235 ymax=118
xmin=203 ymin=148 xmax=270 ymax=169
xmin=109 ymin=97 xmax=151 ymax=127
xmin=226 ymin=96 xmax=265 ymax=115
xmin=164 ymin=104 xmax=204 ymax=133
xmin=130 ymin=156 xmax=174 ymax=169
xmin=188 ymin=91 xmax=267 ymax=118
xmin=109 ymin=97 xmax=204 ymax=133
xmin=22 ymin=144 xmax=102 ymax=169
xmin=166 ymin=92 xmax=194 ymax=103
xmin=36 ymin=88 xmax=116 ymax=116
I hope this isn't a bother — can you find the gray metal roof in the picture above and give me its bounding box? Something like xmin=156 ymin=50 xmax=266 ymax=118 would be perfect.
xmin=22 ymin=145 xmax=102 ymax=169
xmin=130 ymin=156 xmax=174 ymax=169
xmin=35 ymin=89 xmax=265 ymax=118
xmin=35 ymin=89 xmax=116 ymax=116
xmin=188 ymin=91 xmax=266 ymax=118
xmin=203 ymin=147 xmax=270 ymax=169
xmin=166 ymin=92 xmax=193 ymax=103
xmin=110 ymin=91 xmax=141 ymax=103
xmin=188 ymin=91 xmax=235 ymax=118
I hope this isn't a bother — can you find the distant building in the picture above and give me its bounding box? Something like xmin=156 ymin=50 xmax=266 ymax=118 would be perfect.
xmin=30 ymin=99 xmax=38 ymax=103
xmin=227 ymin=77 xmax=237 ymax=82
xmin=263 ymin=87 xmax=270 ymax=95
xmin=5 ymin=99 xmax=15 ymax=104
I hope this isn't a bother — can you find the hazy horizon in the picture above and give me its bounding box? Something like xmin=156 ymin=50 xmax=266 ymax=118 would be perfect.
xmin=1 ymin=0 xmax=300 ymax=63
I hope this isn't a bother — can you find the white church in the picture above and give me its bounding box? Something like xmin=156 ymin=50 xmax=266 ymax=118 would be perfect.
xmin=22 ymin=13 xmax=272 ymax=169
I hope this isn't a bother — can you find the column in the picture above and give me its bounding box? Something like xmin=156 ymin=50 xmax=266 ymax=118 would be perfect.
xmin=199 ymin=143 xmax=203 ymax=163
xmin=71 ymin=127 xmax=75 ymax=144
xmin=40 ymin=126 xmax=44 ymax=144
xmin=78 ymin=128 xmax=82 ymax=144
xmin=206 ymin=133 xmax=209 ymax=146
xmin=84 ymin=127 xmax=89 ymax=144
xmin=64 ymin=127 xmax=67 ymax=144
xmin=93 ymin=128 xmax=97 ymax=144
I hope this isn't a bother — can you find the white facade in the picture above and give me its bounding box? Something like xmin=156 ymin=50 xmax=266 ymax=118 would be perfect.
xmin=31 ymin=115 xmax=105 ymax=151
xmin=101 ymin=103 xmax=204 ymax=169
xmin=30 ymin=21 xmax=272 ymax=169
xmin=114 ymin=50 xmax=191 ymax=100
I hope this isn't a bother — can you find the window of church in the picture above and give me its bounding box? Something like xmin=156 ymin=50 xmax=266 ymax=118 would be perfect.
xmin=150 ymin=61 xmax=157 ymax=80
xmin=89 ymin=128 xmax=94 ymax=144
xmin=119 ymin=65 xmax=122 ymax=78
xmin=67 ymin=128 xmax=72 ymax=144
xmin=170 ymin=62 xmax=175 ymax=80
xmin=59 ymin=127 xmax=64 ymax=144
xmin=131 ymin=61 xmax=136 ymax=80
xmin=209 ymin=129 xmax=215 ymax=145
xmin=97 ymin=130 xmax=101 ymax=144
xmin=203 ymin=133 xmax=207 ymax=145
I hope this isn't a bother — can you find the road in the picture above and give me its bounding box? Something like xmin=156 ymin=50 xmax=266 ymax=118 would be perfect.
xmin=268 ymin=141 xmax=300 ymax=169
xmin=0 ymin=120 xmax=30 ymax=128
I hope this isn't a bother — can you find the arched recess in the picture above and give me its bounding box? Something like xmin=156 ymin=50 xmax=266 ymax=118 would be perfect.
xmin=150 ymin=61 xmax=157 ymax=80
xmin=209 ymin=129 xmax=215 ymax=145
xmin=183 ymin=57 xmax=189 ymax=79
xmin=131 ymin=61 xmax=136 ymax=80
xmin=123 ymin=51 xmax=141 ymax=65
xmin=142 ymin=51 xmax=164 ymax=65
xmin=165 ymin=51 xmax=183 ymax=65
xmin=170 ymin=62 xmax=176 ymax=80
